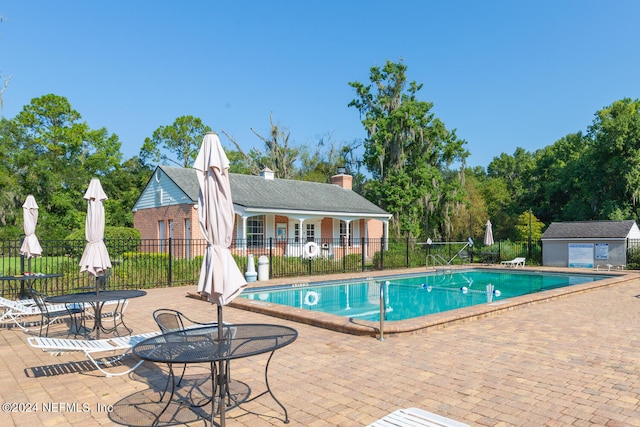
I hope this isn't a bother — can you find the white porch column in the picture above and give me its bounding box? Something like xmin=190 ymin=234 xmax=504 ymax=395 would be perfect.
xmin=242 ymin=216 xmax=248 ymax=256
xmin=364 ymin=219 xmax=370 ymax=259
xmin=384 ymin=220 xmax=389 ymax=251
xmin=298 ymin=218 xmax=305 ymax=254
xmin=343 ymin=219 xmax=351 ymax=257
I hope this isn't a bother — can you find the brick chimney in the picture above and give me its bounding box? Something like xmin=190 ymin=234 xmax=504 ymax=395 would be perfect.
xmin=331 ymin=168 xmax=352 ymax=190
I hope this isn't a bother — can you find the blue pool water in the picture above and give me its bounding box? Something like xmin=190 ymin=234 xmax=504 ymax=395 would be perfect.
xmin=239 ymin=270 xmax=609 ymax=322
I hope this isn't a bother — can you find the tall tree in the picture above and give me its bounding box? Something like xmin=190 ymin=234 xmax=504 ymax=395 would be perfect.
xmin=0 ymin=117 xmax=21 ymax=237
xmin=102 ymin=156 xmax=153 ymax=227
xmin=485 ymin=147 xmax=538 ymax=237
xmin=293 ymin=136 xmax=366 ymax=189
xmin=0 ymin=74 xmax=10 ymax=112
xmin=140 ymin=116 xmax=211 ymax=167
xmin=349 ymin=60 xmax=468 ymax=238
xmin=514 ymin=211 xmax=545 ymax=241
xmin=486 ymin=147 xmax=536 ymax=204
xmin=8 ymin=94 xmax=122 ymax=239
xmin=585 ymin=98 xmax=640 ymax=220
xmin=295 ymin=136 xmax=344 ymax=183
xmin=249 ymin=113 xmax=299 ymax=179
xmin=223 ymin=113 xmax=299 ymax=179
xmin=530 ymin=132 xmax=589 ymax=222
xmin=449 ymin=170 xmax=489 ymax=242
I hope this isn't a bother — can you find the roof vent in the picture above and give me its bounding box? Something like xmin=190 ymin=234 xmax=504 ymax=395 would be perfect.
xmin=260 ymin=168 xmax=275 ymax=180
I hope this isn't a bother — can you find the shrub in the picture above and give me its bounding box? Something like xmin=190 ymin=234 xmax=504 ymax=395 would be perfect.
xmin=64 ymin=227 xmax=141 ymax=257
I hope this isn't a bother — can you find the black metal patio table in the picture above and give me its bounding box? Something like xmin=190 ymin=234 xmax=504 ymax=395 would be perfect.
xmin=0 ymin=273 xmax=63 ymax=299
xmin=133 ymin=323 xmax=297 ymax=427
xmin=46 ymin=289 xmax=146 ymax=339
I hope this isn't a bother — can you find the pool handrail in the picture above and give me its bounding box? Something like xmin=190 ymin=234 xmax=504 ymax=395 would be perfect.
xmin=378 ymin=281 xmax=387 ymax=341
xmin=426 ymin=254 xmax=449 ymax=268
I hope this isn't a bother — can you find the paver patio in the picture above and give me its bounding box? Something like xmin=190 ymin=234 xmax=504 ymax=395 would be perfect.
xmin=1 ymin=267 xmax=639 ymax=426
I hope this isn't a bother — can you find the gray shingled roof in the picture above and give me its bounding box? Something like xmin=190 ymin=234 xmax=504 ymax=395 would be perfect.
xmin=160 ymin=166 xmax=200 ymax=201
xmin=541 ymin=220 xmax=636 ymax=239
xmin=160 ymin=166 xmax=389 ymax=216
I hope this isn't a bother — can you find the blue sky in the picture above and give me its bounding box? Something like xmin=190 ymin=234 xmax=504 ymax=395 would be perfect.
xmin=2 ymin=1 xmax=639 ymax=168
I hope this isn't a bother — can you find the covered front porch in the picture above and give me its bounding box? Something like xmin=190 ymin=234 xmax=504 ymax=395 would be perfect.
xmin=233 ymin=209 xmax=390 ymax=260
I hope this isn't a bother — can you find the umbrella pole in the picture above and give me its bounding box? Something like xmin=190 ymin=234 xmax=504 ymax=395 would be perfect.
xmin=217 ymin=304 xmax=225 ymax=426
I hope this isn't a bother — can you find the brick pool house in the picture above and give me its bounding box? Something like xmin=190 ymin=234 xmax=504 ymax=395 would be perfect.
xmin=132 ymin=165 xmax=391 ymax=260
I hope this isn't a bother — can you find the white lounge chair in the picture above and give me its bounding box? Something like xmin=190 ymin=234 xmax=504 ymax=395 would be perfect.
xmin=596 ymin=264 xmax=614 ymax=271
xmin=27 ymin=331 xmax=161 ymax=377
xmin=366 ymin=407 xmax=469 ymax=427
xmin=0 ymin=296 xmax=77 ymax=332
xmin=500 ymin=257 xmax=526 ymax=268
xmin=0 ymin=297 xmax=38 ymax=328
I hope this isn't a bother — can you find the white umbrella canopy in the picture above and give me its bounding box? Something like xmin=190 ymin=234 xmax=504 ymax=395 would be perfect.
xmin=484 ymin=220 xmax=494 ymax=246
xmin=20 ymin=195 xmax=43 ymax=259
xmin=79 ymin=178 xmax=112 ymax=283
xmin=194 ymin=132 xmax=246 ymax=305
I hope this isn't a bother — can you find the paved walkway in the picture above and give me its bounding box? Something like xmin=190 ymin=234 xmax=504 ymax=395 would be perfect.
xmin=1 ymin=269 xmax=640 ymax=426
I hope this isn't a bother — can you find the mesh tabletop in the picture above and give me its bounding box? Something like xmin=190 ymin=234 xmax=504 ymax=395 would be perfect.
xmin=46 ymin=290 xmax=146 ymax=304
xmin=0 ymin=273 xmax=63 ymax=281
xmin=133 ymin=324 xmax=297 ymax=364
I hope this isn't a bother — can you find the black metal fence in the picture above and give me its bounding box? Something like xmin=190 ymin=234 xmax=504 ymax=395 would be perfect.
xmin=0 ymin=237 xmax=540 ymax=298
xmin=626 ymin=239 xmax=640 ymax=269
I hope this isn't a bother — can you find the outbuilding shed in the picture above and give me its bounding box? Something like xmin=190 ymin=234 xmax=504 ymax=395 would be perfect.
xmin=541 ymin=220 xmax=640 ymax=268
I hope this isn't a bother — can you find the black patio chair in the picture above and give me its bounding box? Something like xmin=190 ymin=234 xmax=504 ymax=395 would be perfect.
xmin=28 ymin=289 xmax=85 ymax=337
xmin=153 ymin=308 xmax=218 ymax=334
xmin=152 ymin=309 xmax=228 ymax=394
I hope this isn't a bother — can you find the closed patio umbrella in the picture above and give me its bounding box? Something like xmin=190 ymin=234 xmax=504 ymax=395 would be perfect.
xmin=19 ymin=195 xmax=43 ymax=295
xmin=484 ymin=220 xmax=494 ymax=246
xmin=20 ymin=195 xmax=43 ymax=260
xmin=194 ymin=132 xmax=246 ymax=426
xmin=79 ymin=178 xmax=111 ymax=294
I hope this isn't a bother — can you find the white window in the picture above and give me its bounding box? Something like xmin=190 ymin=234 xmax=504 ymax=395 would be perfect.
xmin=305 ymin=223 xmax=315 ymax=242
xmin=185 ymin=219 xmax=192 ymax=259
xmin=158 ymin=220 xmax=165 ymax=252
xmin=247 ymin=215 xmax=264 ymax=247
xmin=294 ymin=222 xmax=317 ymax=242
xmin=339 ymin=221 xmax=352 ymax=246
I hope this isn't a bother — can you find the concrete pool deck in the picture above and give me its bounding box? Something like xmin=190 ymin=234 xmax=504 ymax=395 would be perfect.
xmin=1 ymin=266 xmax=640 ymax=426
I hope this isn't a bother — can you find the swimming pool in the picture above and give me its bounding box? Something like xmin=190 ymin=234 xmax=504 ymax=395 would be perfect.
xmin=239 ymin=269 xmax=610 ymax=322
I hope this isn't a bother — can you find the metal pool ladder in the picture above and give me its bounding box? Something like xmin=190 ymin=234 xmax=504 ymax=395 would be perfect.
xmin=378 ymin=281 xmax=389 ymax=341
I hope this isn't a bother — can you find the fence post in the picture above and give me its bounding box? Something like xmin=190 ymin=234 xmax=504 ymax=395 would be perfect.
xmin=406 ymin=235 xmax=409 ymax=268
xmin=380 ymin=237 xmax=385 ymax=270
xmin=168 ymin=237 xmax=173 ymax=287
xmin=269 ymin=237 xmax=273 ymax=280
xmin=19 ymin=236 xmax=25 ymax=274
xmin=343 ymin=240 xmax=347 ymax=273
xmin=361 ymin=237 xmax=365 ymax=272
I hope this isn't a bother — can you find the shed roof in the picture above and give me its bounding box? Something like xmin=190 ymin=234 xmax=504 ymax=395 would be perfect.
xmin=541 ymin=220 xmax=637 ymax=239
xmin=158 ymin=165 xmax=390 ymax=217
